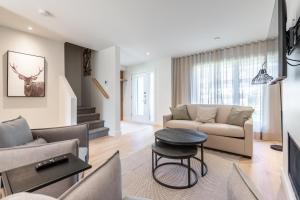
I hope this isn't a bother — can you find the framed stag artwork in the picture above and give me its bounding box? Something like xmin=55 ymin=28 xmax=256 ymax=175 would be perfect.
xmin=7 ymin=51 xmax=45 ymax=97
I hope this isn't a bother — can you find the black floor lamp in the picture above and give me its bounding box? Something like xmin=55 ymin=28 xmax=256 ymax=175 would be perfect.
xmin=270 ymin=80 xmax=283 ymax=151
xmin=251 ymin=61 xmax=283 ymax=151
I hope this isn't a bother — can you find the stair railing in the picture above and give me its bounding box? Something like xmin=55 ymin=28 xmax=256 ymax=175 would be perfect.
xmin=92 ymin=78 xmax=110 ymax=99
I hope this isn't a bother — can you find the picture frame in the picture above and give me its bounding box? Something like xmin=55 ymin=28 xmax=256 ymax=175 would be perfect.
xmin=7 ymin=51 xmax=45 ymax=97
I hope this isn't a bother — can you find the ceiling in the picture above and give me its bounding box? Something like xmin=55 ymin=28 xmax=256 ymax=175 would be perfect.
xmin=0 ymin=0 xmax=275 ymax=66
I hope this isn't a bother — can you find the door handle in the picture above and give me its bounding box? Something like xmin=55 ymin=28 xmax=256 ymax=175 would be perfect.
xmin=143 ymin=92 xmax=147 ymax=104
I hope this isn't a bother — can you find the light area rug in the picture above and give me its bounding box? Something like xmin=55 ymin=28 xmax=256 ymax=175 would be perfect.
xmin=122 ymin=147 xmax=241 ymax=200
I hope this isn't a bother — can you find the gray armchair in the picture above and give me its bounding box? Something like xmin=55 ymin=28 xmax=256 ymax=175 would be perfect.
xmin=0 ymin=116 xmax=89 ymax=198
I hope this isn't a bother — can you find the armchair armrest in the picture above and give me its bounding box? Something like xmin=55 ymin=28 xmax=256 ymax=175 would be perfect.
xmin=163 ymin=114 xmax=173 ymax=128
xmin=0 ymin=139 xmax=79 ymax=173
xmin=244 ymin=118 xmax=253 ymax=157
xmin=31 ymin=124 xmax=88 ymax=148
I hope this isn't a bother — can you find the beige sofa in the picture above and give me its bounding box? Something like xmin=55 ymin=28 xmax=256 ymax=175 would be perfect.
xmin=163 ymin=104 xmax=253 ymax=157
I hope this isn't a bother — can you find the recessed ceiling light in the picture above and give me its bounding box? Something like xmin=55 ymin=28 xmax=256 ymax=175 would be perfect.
xmin=27 ymin=26 xmax=33 ymax=31
xmin=146 ymin=52 xmax=150 ymax=56
xmin=38 ymin=9 xmax=53 ymax=17
xmin=214 ymin=37 xmax=221 ymax=40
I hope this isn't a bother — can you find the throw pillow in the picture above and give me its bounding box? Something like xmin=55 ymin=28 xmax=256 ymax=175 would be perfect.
xmin=195 ymin=107 xmax=217 ymax=123
xmin=23 ymin=138 xmax=47 ymax=146
xmin=227 ymin=164 xmax=263 ymax=200
xmin=0 ymin=116 xmax=33 ymax=148
xmin=227 ymin=107 xmax=254 ymax=127
xmin=169 ymin=105 xmax=190 ymax=120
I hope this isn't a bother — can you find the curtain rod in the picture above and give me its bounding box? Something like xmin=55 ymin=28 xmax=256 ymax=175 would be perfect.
xmin=172 ymin=38 xmax=277 ymax=59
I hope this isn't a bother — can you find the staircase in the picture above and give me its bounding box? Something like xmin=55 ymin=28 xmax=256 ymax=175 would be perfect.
xmin=77 ymin=106 xmax=109 ymax=139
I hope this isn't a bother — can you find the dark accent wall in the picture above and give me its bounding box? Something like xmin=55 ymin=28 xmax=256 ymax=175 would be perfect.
xmin=64 ymin=43 xmax=84 ymax=106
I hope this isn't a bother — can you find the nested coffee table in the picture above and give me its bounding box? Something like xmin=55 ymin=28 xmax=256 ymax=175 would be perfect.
xmin=152 ymin=128 xmax=208 ymax=189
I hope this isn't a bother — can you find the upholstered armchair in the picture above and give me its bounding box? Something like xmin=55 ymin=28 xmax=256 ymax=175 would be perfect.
xmin=0 ymin=117 xmax=89 ymax=198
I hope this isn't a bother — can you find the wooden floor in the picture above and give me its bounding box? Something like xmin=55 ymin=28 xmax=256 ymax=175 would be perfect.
xmin=89 ymin=121 xmax=286 ymax=200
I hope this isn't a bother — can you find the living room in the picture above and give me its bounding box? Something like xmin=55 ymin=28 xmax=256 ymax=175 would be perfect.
xmin=0 ymin=0 xmax=300 ymax=200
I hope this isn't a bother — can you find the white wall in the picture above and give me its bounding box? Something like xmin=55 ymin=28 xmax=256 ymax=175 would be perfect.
xmin=0 ymin=26 xmax=65 ymax=128
xmin=286 ymin=0 xmax=300 ymax=28
xmin=282 ymin=1 xmax=300 ymax=199
xmin=124 ymin=57 xmax=172 ymax=125
xmin=82 ymin=46 xmax=121 ymax=135
xmin=59 ymin=76 xmax=77 ymax=126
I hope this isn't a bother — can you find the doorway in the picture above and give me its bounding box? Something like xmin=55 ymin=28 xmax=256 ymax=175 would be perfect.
xmin=131 ymin=72 xmax=154 ymax=123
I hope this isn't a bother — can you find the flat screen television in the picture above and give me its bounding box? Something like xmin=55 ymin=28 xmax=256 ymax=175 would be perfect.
xmin=268 ymin=0 xmax=288 ymax=83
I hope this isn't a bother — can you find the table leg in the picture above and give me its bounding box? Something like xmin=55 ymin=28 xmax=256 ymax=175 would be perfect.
xmin=188 ymin=158 xmax=191 ymax=187
xmin=152 ymin=151 xmax=154 ymax=172
xmin=155 ymin=153 xmax=158 ymax=167
xmin=181 ymin=159 xmax=183 ymax=165
xmin=201 ymin=143 xmax=204 ymax=177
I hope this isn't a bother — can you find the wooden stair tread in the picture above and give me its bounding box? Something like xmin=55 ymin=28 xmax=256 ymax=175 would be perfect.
xmin=77 ymin=106 xmax=96 ymax=110
xmin=79 ymin=119 xmax=104 ymax=124
xmin=89 ymin=127 xmax=109 ymax=134
xmin=77 ymin=113 xmax=100 ymax=117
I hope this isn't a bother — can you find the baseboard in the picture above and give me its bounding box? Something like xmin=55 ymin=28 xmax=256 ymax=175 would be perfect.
xmin=281 ymin=168 xmax=297 ymax=200
xmin=203 ymin=146 xmax=251 ymax=158
xmin=122 ymin=119 xmax=159 ymax=126
xmin=254 ymin=132 xmax=282 ymax=141
xmin=109 ymin=130 xmax=121 ymax=136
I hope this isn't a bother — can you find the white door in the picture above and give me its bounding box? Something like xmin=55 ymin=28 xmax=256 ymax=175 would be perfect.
xmin=131 ymin=73 xmax=151 ymax=122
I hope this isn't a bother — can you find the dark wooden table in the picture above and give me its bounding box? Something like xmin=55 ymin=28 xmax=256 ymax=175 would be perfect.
xmin=1 ymin=153 xmax=91 ymax=195
xmin=152 ymin=128 xmax=208 ymax=189
xmin=155 ymin=128 xmax=208 ymax=146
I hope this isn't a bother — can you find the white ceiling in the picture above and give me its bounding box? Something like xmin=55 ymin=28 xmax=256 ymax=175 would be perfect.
xmin=0 ymin=0 xmax=275 ymax=66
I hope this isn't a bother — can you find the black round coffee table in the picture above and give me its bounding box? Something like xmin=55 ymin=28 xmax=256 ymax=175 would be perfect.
xmin=152 ymin=128 xmax=208 ymax=189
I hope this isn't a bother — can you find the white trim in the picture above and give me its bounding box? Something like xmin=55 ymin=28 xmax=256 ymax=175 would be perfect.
xmin=281 ymin=168 xmax=297 ymax=200
xmin=123 ymin=119 xmax=158 ymax=126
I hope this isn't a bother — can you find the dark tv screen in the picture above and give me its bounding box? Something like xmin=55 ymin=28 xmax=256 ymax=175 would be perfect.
xmin=267 ymin=0 xmax=287 ymax=83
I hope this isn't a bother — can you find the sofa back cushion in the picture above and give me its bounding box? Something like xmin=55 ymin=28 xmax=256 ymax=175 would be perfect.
xmin=187 ymin=104 xmax=253 ymax=124
xmin=59 ymin=151 xmax=122 ymax=200
xmin=195 ymin=107 xmax=217 ymax=123
xmin=0 ymin=116 xmax=33 ymax=148
xmin=187 ymin=104 xmax=232 ymax=123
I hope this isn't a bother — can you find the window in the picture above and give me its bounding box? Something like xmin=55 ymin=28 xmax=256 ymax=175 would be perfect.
xmin=190 ymin=53 xmax=276 ymax=132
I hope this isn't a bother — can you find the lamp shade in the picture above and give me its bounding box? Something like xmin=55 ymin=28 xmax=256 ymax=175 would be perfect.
xmin=251 ymin=68 xmax=274 ymax=85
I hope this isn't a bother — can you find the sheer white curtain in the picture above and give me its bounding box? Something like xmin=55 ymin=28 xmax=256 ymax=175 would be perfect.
xmin=172 ymin=40 xmax=280 ymax=135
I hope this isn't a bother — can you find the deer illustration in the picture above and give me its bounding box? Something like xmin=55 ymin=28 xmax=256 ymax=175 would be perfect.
xmin=10 ymin=63 xmax=45 ymax=97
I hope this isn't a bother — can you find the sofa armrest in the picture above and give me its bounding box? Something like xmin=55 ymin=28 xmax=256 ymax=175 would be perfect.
xmin=163 ymin=114 xmax=173 ymax=128
xmin=31 ymin=124 xmax=88 ymax=148
xmin=243 ymin=118 xmax=253 ymax=157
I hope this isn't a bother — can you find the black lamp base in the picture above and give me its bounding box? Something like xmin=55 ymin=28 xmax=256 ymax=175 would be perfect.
xmin=270 ymin=144 xmax=283 ymax=151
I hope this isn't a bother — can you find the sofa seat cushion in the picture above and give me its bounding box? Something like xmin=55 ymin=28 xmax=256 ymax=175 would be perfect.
xmin=165 ymin=120 xmax=202 ymax=131
xmin=197 ymin=123 xmax=244 ymax=138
